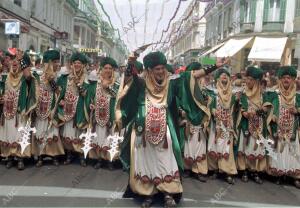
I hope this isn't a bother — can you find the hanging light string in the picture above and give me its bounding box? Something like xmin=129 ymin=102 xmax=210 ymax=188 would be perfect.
xmin=128 ymin=0 xmax=138 ymax=48
xmin=160 ymin=0 xmax=199 ymax=50
xmin=153 ymin=0 xmax=182 ymax=50
xmin=112 ymin=0 xmax=132 ymax=48
xmin=83 ymin=0 xmax=128 ymax=53
xmin=151 ymin=0 xmax=170 ymax=50
xmin=143 ymin=0 xmax=151 ymax=45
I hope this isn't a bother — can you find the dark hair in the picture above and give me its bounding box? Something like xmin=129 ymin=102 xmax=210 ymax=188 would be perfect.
xmin=35 ymin=58 xmax=41 ymax=65
xmin=261 ymin=79 xmax=267 ymax=87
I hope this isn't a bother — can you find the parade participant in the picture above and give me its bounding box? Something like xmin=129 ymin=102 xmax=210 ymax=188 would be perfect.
xmin=0 ymin=50 xmax=38 ymax=170
xmin=86 ymin=57 xmax=120 ymax=170
xmin=237 ymin=66 xmax=270 ymax=184
xmin=179 ymin=62 xmax=211 ymax=182
xmin=207 ymin=67 xmax=237 ymax=184
xmin=267 ymin=66 xmax=300 ymax=188
xmin=119 ymin=52 xmax=227 ymax=207
xmin=1 ymin=49 xmax=16 ymax=82
xmin=33 ymin=49 xmax=65 ymax=167
xmin=58 ymin=52 xmax=89 ymax=166
xmin=135 ymin=61 xmax=143 ymax=75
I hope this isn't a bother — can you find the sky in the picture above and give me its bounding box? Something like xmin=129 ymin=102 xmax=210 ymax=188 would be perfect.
xmin=95 ymin=0 xmax=193 ymax=60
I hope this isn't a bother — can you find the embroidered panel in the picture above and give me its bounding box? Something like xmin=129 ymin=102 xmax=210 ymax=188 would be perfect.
xmin=248 ymin=103 xmax=263 ymax=137
xmin=278 ymin=103 xmax=295 ymax=141
xmin=95 ymin=84 xmax=110 ymax=126
xmin=3 ymin=89 xmax=20 ymax=119
xmin=36 ymin=85 xmax=52 ymax=120
xmin=215 ymin=97 xmax=232 ymax=140
xmin=63 ymin=83 xmax=79 ymax=122
xmin=145 ymin=98 xmax=167 ymax=145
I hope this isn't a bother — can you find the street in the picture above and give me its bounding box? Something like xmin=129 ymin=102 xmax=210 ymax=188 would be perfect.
xmin=0 ymin=160 xmax=299 ymax=207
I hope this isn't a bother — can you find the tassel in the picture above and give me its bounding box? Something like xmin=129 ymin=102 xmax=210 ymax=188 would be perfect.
xmin=163 ymin=134 xmax=168 ymax=149
xmin=142 ymin=132 xmax=146 ymax=148
xmin=198 ymin=131 xmax=201 ymax=142
xmin=15 ymin=113 xmax=18 ymax=127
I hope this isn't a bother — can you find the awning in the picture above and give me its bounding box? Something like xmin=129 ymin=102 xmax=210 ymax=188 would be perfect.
xmin=215 ymin=37 xmax=253 ymax=57
xmin=200 ymin=42 xmax=225 ymax=57
xmin=248 ymin=37 xmax=288 ymax=62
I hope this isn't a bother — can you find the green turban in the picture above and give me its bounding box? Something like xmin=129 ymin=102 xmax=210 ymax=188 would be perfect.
xmin=143 ymin=51 xmax=167 ymax=70
xmin=214 ymin=67 xmax=230 ymax=80
xmin=100 ymin=57 xmax=118 ymax=69
xmin=71 ymin=52 xmax=88 ymax=64
xmin=43 ymin=50 xmax=60 ymax=63
xmin=186 ymin=62 xmax=202 ymax=72
xmin=165 ymin=64 xmax=173 ymax=73
xmin=277 ymin=66 xmax=297 ymax=78
xmin=134 ymin=61 xmax=143 ymax=73
xmin=245 ymin=66 xmax=264 ymax=80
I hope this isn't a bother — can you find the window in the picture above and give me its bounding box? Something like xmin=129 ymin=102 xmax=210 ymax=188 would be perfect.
xmin=13 ymin=0 xmax=22 ymax=7
xmin=296 ymin=0 xmax=300 ymax=17
xmin=244 ymin=1 xmax=251 ymax=23
xmin=268 ymin=0 xmax=280 ymax=21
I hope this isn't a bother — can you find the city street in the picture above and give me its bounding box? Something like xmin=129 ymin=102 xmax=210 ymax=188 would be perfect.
xmin=0 ymin=160 xmax=299 ymax=207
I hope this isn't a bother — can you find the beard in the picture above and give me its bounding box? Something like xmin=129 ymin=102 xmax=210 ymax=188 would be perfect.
xmin=221 ymin=80 xmax=228 ymax=85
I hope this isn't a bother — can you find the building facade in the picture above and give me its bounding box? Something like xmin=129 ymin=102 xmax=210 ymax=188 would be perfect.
xmin=0 ymin=0 xmax=77 ymax=62
xmin=165 ymin=0 xmax=207 ymax=66
xmin=203 ymin=0 xmax=299 ymax=72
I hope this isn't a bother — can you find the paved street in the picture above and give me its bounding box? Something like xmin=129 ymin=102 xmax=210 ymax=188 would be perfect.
xmin=0 ymin=159 xmax=299 ymax=207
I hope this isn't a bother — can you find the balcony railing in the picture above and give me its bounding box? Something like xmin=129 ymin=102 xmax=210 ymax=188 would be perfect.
xmin=262 ymin=21 xmax=284 ymax=32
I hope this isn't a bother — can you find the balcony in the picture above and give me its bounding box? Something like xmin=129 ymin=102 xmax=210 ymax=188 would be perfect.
xmin=240 ymin=22 xmax=255 ymax=33
xmin=262 ymin=21 xmax=284 ymax=32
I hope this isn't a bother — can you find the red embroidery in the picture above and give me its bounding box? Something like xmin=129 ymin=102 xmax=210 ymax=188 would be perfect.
xmin=63 ymin=83 xmax=78 ymax=122
xmin=3 ymin=89 xmax=19 ymax=119
xmin=36 ymin=85 xmax=52 ymax=120
xmin=145 ymin=98 xmax=167 ymax=145
xmin=95 ymin=84 xmax=110 ymax=127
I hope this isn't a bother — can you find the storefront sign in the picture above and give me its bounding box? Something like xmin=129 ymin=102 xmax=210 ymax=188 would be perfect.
xmin=79 ymin=48 xmax=102 ymax=53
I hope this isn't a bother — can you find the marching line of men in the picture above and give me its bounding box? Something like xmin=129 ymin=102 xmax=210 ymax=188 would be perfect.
xmin=0 ymin=48 xmax=299 ymax=207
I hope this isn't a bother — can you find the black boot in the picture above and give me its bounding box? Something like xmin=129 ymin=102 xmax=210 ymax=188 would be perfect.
xmin=226 ymin=174 xmax=234 ymax=184
xmin=182 ymin=170 xmax=191 ymax=178
xmin=197 ymin=173 xmax=208 ymax=182
xmin=6 ymin=157 xmax=13 ymax=169
xmin=254 ymin=172 xmax=263 ymax=184
xmin=53 ymin=156 xmax=59 ymax=166
xmin=141 ymin=196 xmax=153 ymax=208
xmin=164 ymin=194 xmax=176 ymax=208
xmin=64 ymin=152 xmax=72 ymax=165
xmin=107 ymin=161 xmax=114 ymax=170
xmin=294 ymin=180 xmax=300 ymax=189
xmin=241 ymin=171 xmax=249 ymax=183
xmin=36 ymin=156 xmax=43 ymax=167
xmin=93 ymin=159 xmax=103 ymax=169
xmin=275 ymin=176 xmax=282 ymax=185
xmin=80 ymin=157 xmax=87 ymax=167
xmin=17 ymin=158 xmax=25 ymax=170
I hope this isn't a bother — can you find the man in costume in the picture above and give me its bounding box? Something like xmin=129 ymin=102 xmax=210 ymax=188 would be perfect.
xmin=237 ymin=66 xmax=269 ymax=184
xmin=34 ymin=49 xmax=65 ymax=167
xmin=207 ymin=68 xmax=237 ymax=184
xmin=267 ymin=66 xmax=300 ymax=188
xmin=119 ymin=52 xmax=227 ymax=207
xmin=57 ymin=52 xmax=89 ymax=166
xmin=86 ymin=57 xmax=120 ymax=170
xmin=0 ymin=50 xmax=38 ymax=170
xmin=178 ymin=62 xmax=211 ymax=182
